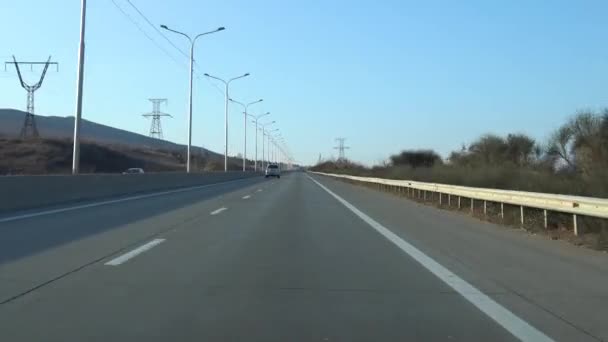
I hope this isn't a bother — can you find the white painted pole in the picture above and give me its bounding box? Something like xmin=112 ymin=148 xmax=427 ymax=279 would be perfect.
xmin=72 ymin=0 xmax=87 ymax=175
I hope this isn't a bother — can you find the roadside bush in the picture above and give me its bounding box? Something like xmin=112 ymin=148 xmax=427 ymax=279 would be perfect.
xmin=311 ymin=109 xmax=608 ymax=198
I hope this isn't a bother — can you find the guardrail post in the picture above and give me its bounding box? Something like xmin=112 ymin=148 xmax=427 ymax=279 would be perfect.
xmin=520 ymin=206 xmax=524 ymax=227
xmin=439 ymin=193 xmax=442 ymax=206
xmin=483 ymin=201 xmax=487 ymax=216
xmin=471 ymin=198 xmax=474 ymax=213
xmin=424 ymin=190 xmax=427 ymax=201
xmin=448 ymin=194 xmax=451 ymax=206
xmin=458 ymin=196 xmax=461 ymax=209
xmin=543 ymin=210 xmax=548 ymax=229
xmin=573 ymin=214 xmax=578 ymax=236
xmin=500 ymin=203 xmax=504 ymax=220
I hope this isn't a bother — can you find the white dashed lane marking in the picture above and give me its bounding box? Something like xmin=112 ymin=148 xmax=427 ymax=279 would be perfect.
xmin=210 ymin=207 xmax=228 ymax=215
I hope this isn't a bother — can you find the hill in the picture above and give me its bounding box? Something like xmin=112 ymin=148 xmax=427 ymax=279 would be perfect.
xmin=0 ymin=137 xmax=247 ymax=174
xmin=0 ymin=108 xmax=219 ymax=158
xmin=0 ymin=109 xmax=249 ymax=174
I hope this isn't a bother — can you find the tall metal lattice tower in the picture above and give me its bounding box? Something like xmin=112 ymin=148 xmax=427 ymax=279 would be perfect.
xmin=334 ymin=137 xmax=350 ymax=160
xmin=5 ymin=56 xmax=58 ymax=138
xmin=142 ymin=98 xmax=172 ymax=139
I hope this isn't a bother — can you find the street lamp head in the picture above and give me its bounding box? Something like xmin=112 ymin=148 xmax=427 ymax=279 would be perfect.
xmin=244 ymin=73 xmax=250 ymax=77
xmin=258 ymin=99 xmax=264 ymax=102
xmin=160 ymin=24 xmax=168 ymax=29
xmin=217 ymin=27 xmax=226 ymax=31
xmin=204 ymin=73 xmax=210 ymax=77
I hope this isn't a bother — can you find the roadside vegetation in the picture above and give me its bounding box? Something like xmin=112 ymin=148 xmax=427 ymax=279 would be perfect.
xmin=312 ymin=109 xmax=608 ymax=198
xmin=311 ymin=109 xmax=608 ymax=250
xmin=0 ymin=137 xmax=245 ymax=174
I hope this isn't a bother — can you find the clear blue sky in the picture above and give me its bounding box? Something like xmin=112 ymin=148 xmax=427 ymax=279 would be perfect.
xmin=2 ymin=0 xmax=607 ymax=165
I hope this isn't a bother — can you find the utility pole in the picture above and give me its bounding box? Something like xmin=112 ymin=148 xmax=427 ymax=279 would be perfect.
xmin=334 ymin=137 xmax=350 ymax=160
xmin=249 ymin=112 xmax=270 ymax=172
xmin=142 ymin=98 xmax=172 ymax=139
xmin=72 ymin=0 xmax=87 ymax=174
xmin=204 ymin=73 xmax=250 ymax=172
xmin=161 ymin=24 xmax=225 ymax=173
xmin=229 ymin=98 xmax=263 ymax=172
xmin=5 ymin=56 xmax=58 ymax=138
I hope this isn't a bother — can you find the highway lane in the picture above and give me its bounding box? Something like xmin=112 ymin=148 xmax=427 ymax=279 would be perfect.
xmin=0 ymin=172 xmax=606 ymax=341
xmin=0 ymin=176 xmax=266 ymax=264
xmin=0 ymin=176 xmax=266 ymax=303
xmin=314 ymin=174 xmax=608 ymax=342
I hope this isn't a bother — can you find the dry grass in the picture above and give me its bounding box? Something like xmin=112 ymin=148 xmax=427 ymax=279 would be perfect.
xmin=332 ymin=177 xmax=608 ymax=252
xmin=0 ymin=137 xmax=242 ymax=174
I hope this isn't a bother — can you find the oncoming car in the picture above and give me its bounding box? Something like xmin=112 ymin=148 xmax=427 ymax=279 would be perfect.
xmin=122 ymin=168 xmax=145 ymax=174
xmin=265 ymin=164 xmax=280 ymax=178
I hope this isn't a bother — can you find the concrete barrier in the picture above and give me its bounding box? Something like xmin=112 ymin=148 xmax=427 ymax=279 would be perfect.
xmin=0 ymin=172 xmax=260 ymax=213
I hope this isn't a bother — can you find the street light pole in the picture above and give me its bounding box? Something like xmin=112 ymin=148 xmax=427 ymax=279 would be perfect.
xmin=204 ymin=73 xmax=249 ymax=172
xmin=273 ymin=135 xmax=284 ymax=164
xmin=249 ymin=112 xmax=269 ymax=171
xmin=230 ymin=98 xmax=263 ymax=171
xmin=266 ymin=128 xmax=279 ymax=166
xmin=72 ymin=0 xmax=87 ymax=174
xmin=259 ymin=122 xmax=275 ymax=170
xmin=161 ymin=24 xmax=225 ymax=173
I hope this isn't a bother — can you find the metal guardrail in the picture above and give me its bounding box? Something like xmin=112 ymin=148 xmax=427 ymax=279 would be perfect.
xmin=312 ymin=172 xmax=608 ymax=235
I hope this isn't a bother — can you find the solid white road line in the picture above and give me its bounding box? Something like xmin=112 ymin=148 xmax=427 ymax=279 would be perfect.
xmin=256 ymin=189 xmax=263 ymax=192
xmin=307 ymin=175 xmax=553 ymax=342
xmin=210 ymin=207 xmax=228 ymax=215
xmin=105 ymin=239 xmax=165 ymax=266
xmin=0 ymin=178 xmax=250 ymax=224
xmin=242 ymin=195 xmax=251 ymax=199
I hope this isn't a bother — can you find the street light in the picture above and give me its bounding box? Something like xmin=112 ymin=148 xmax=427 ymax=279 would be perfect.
xmin=249 ymin=112 xmax=270 ymax=171
xmin=259 ymin=121 xmax=276 ymax=170
xmin=72 ymin=0 xmax=87 ymax=174
xmin=160 ymin=24 xmax=225 ymax=173
xmin=230 ymin=98 xmax=263 ymax=171
xmin=203 ymin=73 xmax=250 ymax=172
xmin=266 ymin=128 xmax=279 ymax=167
xmin=270 ymin=134 xmax=283 ymax=163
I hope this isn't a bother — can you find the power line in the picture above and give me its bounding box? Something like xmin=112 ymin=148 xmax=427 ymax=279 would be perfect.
xmin=110 ymin=0 xmax=227 ymax=99
xmin=200 ymin=76 xmax=227 ymax=97
xmin=122 ymin=1 xmax=226 ymax=96
xmin=110 ymin=0 xmax=185 ymax=69
xmin=124 ymin=0 xmax=190 ymax=59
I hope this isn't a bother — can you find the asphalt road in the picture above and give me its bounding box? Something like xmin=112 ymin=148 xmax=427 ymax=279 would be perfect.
xmin=1 ymin=172 xmax=607 ymax=341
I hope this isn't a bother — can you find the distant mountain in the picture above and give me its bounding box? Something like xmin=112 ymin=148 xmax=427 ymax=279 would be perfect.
xmin=0 ymin=108 xmax=219 ymax=158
